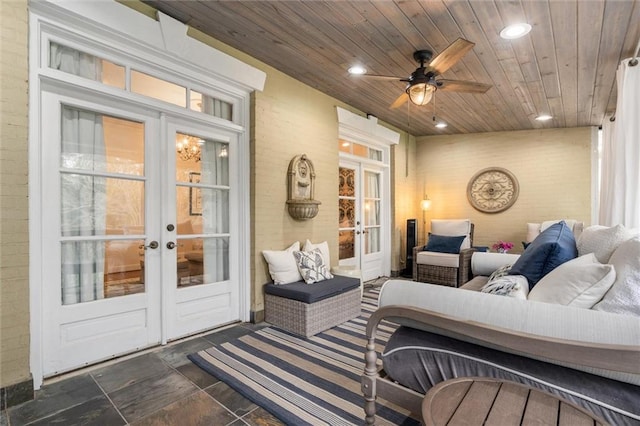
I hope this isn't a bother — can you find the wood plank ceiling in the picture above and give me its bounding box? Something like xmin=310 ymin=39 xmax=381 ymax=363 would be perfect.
xmin=145 ymin=0 xmax=640 ymax=136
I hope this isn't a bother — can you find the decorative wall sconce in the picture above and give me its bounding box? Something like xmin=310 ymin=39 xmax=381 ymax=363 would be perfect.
xmin=286 ymin=154 xmax=321 ymax=220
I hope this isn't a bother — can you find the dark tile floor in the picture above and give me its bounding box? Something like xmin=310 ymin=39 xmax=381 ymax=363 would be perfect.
xmin=1 ymin=323 xmax=284 ymax=426
xmin=1 ymin=277 xmax=398 ymax=426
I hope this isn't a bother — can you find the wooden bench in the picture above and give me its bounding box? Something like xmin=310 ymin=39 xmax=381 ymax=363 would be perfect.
xmin=264 ymin=275 xmax=361 ymax=337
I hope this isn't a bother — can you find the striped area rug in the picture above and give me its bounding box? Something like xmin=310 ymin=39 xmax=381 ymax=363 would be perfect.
xmin=189 ymin=288 xmax=420 ymax=425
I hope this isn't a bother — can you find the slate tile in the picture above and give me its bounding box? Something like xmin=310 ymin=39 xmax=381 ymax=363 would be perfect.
xmin=176 ymin=362 xmax=220 ymax=389
xmin=27 ymin=395 xmax=124 ymax=426
xmin=0 ymin=411 xmax=8 ymax=426
xmin=109 ymin=370 xmax=198 ymax=422
xmin=242 ymin=406 xmax=285 ymax=426
xmin=91 ymin=353 xmax=171 ymax=393
xmin=7 ymin=374 xmax=103 ymax=425
xmin=205 ymin=382 xmax=256 ymax=416
xmin=130 ymin=390 xmax=236 ymax=426
xmin=155 ymin=337 xmax=214 ymax=368
xmin=202 ymin=325 xmax=254 ymax=345
xmin=228 ymin=419 xmax=249 ymax=426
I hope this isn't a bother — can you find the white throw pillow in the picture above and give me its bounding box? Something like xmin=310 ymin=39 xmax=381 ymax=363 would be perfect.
xmin=303 ymin=239 xmax=331 ymax=270
xmin=577 ymin=224 xmax=633 ymax=263
xmin=593 ymin=236 xmax=640 ymax=316
xmin=480 ymin=275 xmax=529 ymax=300
xmin=294 ymin=248 xmax=333 ymax=284
xmin=262 ymin=241 xmax=302 ymax=284
xmin=528 ymin=253 xmax=616 ymax=308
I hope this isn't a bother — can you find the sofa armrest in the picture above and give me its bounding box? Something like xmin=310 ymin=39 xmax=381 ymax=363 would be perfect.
xmin=377 ymin=280 xmax=640 ymax=384
xmin=471 ymin=251 xmax=521 ymax=276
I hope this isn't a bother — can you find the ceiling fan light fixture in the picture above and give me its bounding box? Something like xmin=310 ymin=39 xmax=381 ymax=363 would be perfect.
xmin=407 ymin=82 xmax=435 ymax=106
xmin=348 ymin=65 xmax=367 ymax=75
xmin=535 ymin=114 xmax=553 ymax=121
xmin=500 ymin=23 xmax=532 ymax=40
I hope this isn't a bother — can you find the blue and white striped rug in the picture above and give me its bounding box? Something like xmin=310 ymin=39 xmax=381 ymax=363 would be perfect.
xmin=189 ymin=289 xmax=420 ymax=425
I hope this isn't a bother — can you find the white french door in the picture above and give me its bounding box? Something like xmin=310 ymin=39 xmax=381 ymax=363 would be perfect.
xmin=163 ymin=119 xmax=239 ymax=340
xmin=40 ymin=92 xmax=240 ymax=376
xmin=338 ymin=161 xmax=385 ymax=281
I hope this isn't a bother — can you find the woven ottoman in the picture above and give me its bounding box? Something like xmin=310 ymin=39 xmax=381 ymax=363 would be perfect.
xmin=264 ymin=276 xmax=361 ymax=337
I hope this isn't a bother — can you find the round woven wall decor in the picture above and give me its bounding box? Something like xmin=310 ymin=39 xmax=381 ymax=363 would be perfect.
xmin=467 ymin=167 xmax=519 ymax=213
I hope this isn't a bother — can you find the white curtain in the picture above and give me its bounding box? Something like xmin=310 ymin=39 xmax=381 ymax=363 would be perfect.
xmin=200 ymin=137 xmax=230 ymax=283
xmin=52 ymin=43 xmax=107 ymax=304
xmin=365 ymin=171 xmax=381 ymax=253
xmin=599 ymin=58 xmax=640 ymax=228
xmin=201 ymin=95 xmax=232 ymax=121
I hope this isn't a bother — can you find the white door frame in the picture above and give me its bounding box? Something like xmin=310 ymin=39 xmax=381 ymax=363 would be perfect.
xmin=336 ymin=107 xmax=400 ymax=279
xmin=29 ymin=0 xmax=264 ymax=389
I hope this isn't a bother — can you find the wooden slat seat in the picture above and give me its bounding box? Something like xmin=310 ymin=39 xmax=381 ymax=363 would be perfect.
xmin=422 ymin=377 xmax=607 ymax=426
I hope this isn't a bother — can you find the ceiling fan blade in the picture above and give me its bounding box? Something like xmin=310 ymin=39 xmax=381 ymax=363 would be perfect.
xmin=438 ymin=79 xmax=492 ymax=93
xmin=390 ymin=92 xmax=408 ymax=109
xmin=429 ymin=38 xmax=475 ymax=75
xmin=354 ymin=74 xmax=404 ymax=81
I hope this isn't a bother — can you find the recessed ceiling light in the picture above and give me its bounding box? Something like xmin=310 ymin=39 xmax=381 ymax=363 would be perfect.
xmin=500 ymin=23 xmax=532 ymax=40
xmin=348 ymin=65 xmax=367 ymax=75
xmin=435 ymin=122 xmax=448 ymax=129
xmin=535 ymin=114 xmax=553 ymax=121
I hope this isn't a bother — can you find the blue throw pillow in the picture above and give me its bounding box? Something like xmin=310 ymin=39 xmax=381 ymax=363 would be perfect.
xmin=510 ymin=221 xmax=578 ymax=289
xmin=423 ymin=233 xmax=466 ymax=254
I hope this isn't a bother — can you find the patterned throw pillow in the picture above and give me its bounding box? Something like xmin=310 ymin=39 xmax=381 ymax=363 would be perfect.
xmin=293 ymin=248 xmax=334 ymax=284
xmin=488 ymin=264 xmax=512 ymax=282
xmin=481 ymin=275 xmax=529 ymax=300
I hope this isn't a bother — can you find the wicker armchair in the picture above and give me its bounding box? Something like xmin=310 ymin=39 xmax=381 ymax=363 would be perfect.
xmin=412 ymin=220 xmax=476 ymax=287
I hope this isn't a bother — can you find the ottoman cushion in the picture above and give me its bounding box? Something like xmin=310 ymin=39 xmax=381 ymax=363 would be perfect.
xmin=264 ymin=275 xmax=360 ymax=303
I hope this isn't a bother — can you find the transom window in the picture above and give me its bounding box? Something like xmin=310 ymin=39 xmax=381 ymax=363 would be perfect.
xmin=49 ymin=42 xmax=233 ymax=121
xmin=338 ymin=139 xmax=382 ymax=161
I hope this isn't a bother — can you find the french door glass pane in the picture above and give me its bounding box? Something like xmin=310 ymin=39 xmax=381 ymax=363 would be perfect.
xmin=339 ymin=230 xmax=355 ymax=260
xmin=175 ymin=132 xmax=230 ymax=287
xmin=366 ymin=228 xmax=380 ymax=254
xmin=339 ymin=167 xmax=355 ymax=197
xmin=60 ymin=106 xmax=146 ymax=304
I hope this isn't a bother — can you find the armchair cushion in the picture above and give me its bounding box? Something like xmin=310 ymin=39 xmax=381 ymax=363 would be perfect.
xmin=510 ymin=221 xmax=577 ymax=288
xmin=424 ymin=233 xmax=466 ymax=254
xmin=431 ymin=219 xmax=472 ymax=249
xmin=416 ymin=251 xmax=461 ymax=268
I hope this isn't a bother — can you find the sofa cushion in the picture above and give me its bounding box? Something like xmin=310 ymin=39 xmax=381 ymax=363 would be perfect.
xmin=424 ymin=233 xmax=465 ymax=254
xmin=528 ymin=253 xmax=616 ymax=308
xmin=262 ymin=241 xmax=302 ymax=285
xmin=593 ymin=236 xmax=640 ymax=316
xmin=577 ymin=224 xmax=634 ymax=263
xmin=509 ymin=221 xmax=577 ymax=288
xmin=264 ymin=275 xmax=360 ymax=303
xmin=293 ymin=248 xmax=333 ymax=284
xmin=431 ymin=219 xmax=471 ymax=249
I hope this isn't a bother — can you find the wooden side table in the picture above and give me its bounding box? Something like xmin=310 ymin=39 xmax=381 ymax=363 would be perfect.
xmin=422 ymin=377 xmax=607 ymax=426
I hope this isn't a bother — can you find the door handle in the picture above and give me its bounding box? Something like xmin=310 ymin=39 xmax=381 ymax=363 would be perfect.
xmin=166 ymin=241 xmax=177 ymax=249
xmin=139 ymin=241 xmax=159 ymax=250
xmin=356 ymin=231 xmax=361 ymax=235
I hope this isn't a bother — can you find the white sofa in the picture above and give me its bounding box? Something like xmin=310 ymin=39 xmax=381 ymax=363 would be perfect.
xmin=362 ymin=223 xmax=640 ymax=425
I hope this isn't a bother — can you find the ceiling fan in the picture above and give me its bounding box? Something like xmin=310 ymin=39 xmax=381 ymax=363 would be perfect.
xmin=352 ymin=38 xmax=492 ymax=108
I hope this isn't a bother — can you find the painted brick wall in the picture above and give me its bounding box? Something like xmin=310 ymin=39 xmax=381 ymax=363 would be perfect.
xmin=0 ymin=0 xmax=31 ymax=388
xmin=415 ymin=127 xmax=594 ymax=253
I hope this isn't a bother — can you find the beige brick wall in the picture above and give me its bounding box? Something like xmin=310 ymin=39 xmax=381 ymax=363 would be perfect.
xmin=415 ymin=127 xmax=594 ymax=253
xmin=0 ymin=0 xmax=31 ymax=388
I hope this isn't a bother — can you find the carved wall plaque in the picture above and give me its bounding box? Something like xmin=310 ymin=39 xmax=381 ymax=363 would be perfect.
xmin=467 ymin=167 xmax=519 ymax=213
xmin=286 ymin=154 xmax=321 ymax=220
